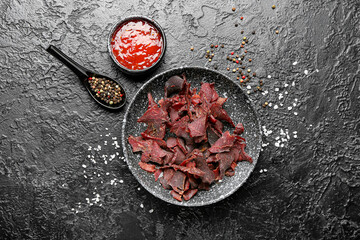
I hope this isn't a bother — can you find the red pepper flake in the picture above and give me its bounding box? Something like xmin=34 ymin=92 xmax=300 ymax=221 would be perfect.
xmin=240 ymin=45 xmax=244 ymax=48
xmin=215 ymin=45 xmax=218 ymax=48
xmin=236 ymin=60 xmax=239 ymax=64
xmin=240 ymin=17 xmax=244 ymax=20
xmin=98 ymin=91 xmax=101 ymax=94
xmin=242 ymin=75 xmax=246 ymax=79
xmin=231 ymin=52 xmax=234 ymax=55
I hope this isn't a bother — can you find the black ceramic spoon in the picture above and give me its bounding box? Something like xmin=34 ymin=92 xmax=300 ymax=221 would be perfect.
xmin=46 ymin=45 xmax=126 ymax=110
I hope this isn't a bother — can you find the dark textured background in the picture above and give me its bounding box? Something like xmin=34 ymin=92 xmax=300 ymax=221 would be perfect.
xmin=0 ymin=0 xmax=359 ymax=239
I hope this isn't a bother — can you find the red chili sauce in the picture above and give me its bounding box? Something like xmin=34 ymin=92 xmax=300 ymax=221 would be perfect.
xmin=111 ymin=20 xmax=163 ymax=70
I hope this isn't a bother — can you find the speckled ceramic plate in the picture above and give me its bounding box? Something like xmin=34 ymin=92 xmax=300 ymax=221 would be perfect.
xmin=122 ymin=67 xmax=261 ymax=206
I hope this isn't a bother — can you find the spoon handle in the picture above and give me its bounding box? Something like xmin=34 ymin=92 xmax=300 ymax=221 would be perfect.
xmin=46 ymin=45 xmax=89 ymax=80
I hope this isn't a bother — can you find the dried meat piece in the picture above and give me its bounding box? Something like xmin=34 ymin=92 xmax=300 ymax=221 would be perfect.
xmin=188 ymin=116 xmax=207 ymax=138
xmin=199 ymin=82 xmax=218 ymax=103
xmin=141 ymin=128 xmax=167 ymax=147
xmin=210 ymin=98 xmax=235 ymax=127
xmin=142 ymin=122 xmax=167 ymax=140
xmin=165 ymin=75 xmax=186 ymax=97
xmin=194 ymin=154 xmax=215 ymax=184
xmin=171 ymin=164 xmax=205 ymax=177
xmin=171 ymin=146 xmax=186 ymax=165
xmin=216 ymin=152 xmax=235 ymax=178
xmin=176 ymin=138 xmax=187 ymax=154
xmin=237 ymin=142 xmax=253 ymax=163
xmin=138 ymin=162 xmax=156 ymax=173
xmin=183 ymin=189 xmax=198 ymax=201
xmin=234 ymin=123 xmax=244 ymax=135
xmin=170 ymin=190 xmax=182 ymax=202
xmin=163 ymin=150 xmax=174 ymax=165
xmin=154 ymin=169 xmax=162 ymax=181
xmin=208 ymin=131 xmax=235 ymax=154
xmin=128 ymin=135 xmax=149 ymax=152
xmin=166 ymin=137 xmax=177 ymax=149
xmin=169 ymin=171 xmax=187 ymax=191
xmin=147 ymin=92 xmax=158 ymax=109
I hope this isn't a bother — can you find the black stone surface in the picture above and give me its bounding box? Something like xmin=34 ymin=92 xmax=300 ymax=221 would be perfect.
xmin=0 ymin=0 xmax=359 ymax=239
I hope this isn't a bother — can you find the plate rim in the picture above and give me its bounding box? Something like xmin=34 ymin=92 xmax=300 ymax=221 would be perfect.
xmin=122 ymin=66 xmax=262 ymax=207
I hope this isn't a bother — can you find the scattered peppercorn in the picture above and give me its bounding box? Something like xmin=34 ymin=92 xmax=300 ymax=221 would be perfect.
xmin=211 ymin=44 xmax=214 ymax=48
xmin=243 ymin=37 xmax=247 ymax=40
xmin=275 ymin=30 xmax=279 ymax=34
xmin=232 ymin=69 xmax=236 ymax=73
xmin=221 ymin=44 xmax=224 ymax=48
xmin=244 ymin=50 xmax=247 ymax=53
xmin=208 ymin=59 xmax=212 ymax=62
xmin=190 ymin=47 xmax=194 ymax=51
xmin=253 ymin=72 xmax=256 ymax=77
xmin=272 ymin=5 xmax=276 ymax=9
xmin=232 ymin=7 xmax=236 ymax=11
xmin=241 ymin=30 xmax=244 ymax=34
xmin=242 ymin=41 xmax=245 ymax=45
xmin=235 ymin=23 xmax=238 ymax=27
xmin=252 ymin=30 xmax=256 ymax=34
xmin=249 ymin=58 xmax=252 ymax=62
xmin=227 ymin=67 xmax=230 ymax=71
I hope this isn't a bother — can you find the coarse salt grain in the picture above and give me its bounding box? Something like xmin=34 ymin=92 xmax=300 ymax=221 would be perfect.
xmin=274 ymin=105 xmax=278 ymax=109
xmin=140 ymin=203 xmax=144 ymax=208
xmin=275 ymin=87 xmax=279 ymax=92
xmin=292 ymin=61 xmax=298 ymax=65
xmin=149 ymin=209 xmax=154 ymax=213
xmin=304 ymin=70 xmax=309 ymax=75
xmin=294 ymin=112 xmax=298 ymax=115
xmin=288 ymin=106 xmax=292 ymax=110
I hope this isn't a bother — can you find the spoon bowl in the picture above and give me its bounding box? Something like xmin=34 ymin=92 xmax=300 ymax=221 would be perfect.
xmin=46 ymin=45 xmax=126 ymax=110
